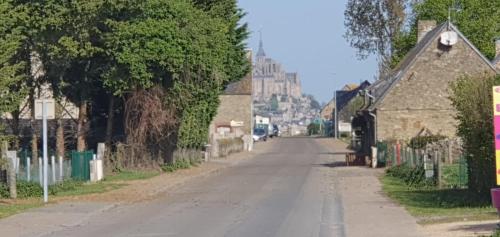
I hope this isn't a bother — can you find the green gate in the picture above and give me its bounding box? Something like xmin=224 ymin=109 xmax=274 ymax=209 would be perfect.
xmin=377 ymin=142 xmax=388 ymax=166
xmin=71 ymin=151 xmax=93 ymax=181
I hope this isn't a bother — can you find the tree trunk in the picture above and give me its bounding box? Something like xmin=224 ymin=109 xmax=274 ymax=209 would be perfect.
xmin=105 ymin=95 xmax=115 ymax=146
xmin=56 ymin=118 xmax=65 ymax=158
xmin=29 ymin=92 xmax=38 ymax=160
xmin=77 ymin=101 xmax=88 ymax=152
xmin=10 ymin=111 xmax=20 ymax=150
xmin=3 ymin=141 xmax=16 ymax=199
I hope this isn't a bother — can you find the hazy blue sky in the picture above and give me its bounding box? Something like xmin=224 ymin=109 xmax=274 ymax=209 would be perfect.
xmin=238 ymin=0 xmax=379 ymax=103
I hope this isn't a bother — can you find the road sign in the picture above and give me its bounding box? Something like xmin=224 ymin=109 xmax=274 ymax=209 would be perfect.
xmin=493 ymin=86 xmax=500 ymax=185
xmin=34 ymin=99 xmax=55 ymax=120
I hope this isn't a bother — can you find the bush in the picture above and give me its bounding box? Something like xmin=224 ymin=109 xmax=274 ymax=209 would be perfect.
xmin=386 ymin=165 xmax=435 ymax=187
xmin=408 ymin=135 xmax=446 ymax=149
xmin=49 ymin=180 xmax=83 ymax=195
xmin=161 ymin=159 xmax=192 ymax=173
xmin=0 ymin=183 xmax=9 ymax=198
xmin=450 ymin=74 xmax=500 ymax=195
xmin=0 ymin=180 xmax=86 ymax=199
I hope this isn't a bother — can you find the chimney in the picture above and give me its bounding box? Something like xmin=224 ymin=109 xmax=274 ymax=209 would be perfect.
xmin=496 ymin=39 xmax=500 ymax=58
xmin=417 ymin=20 xmax=437 ymax=43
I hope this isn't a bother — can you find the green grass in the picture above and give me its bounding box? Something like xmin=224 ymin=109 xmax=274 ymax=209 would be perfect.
xmin=0 ymin=201 xmax=43 ymax=219
xmin=381 ymin=175 xmax=497 ymax=223
xmin=104 ymin=170 xmax=160 ymax=182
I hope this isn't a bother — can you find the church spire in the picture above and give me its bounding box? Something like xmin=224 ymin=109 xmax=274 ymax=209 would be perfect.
xmin=256 ymin=30 xmax=266 ymax=58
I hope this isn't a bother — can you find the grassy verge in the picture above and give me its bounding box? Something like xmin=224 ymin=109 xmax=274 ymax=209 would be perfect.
xmin=104 ymin=170 xmax=160 ymax=182
xmin=0 ymin=200 xmax=43 ymax=219
xmin=381 ymin=175 xmax=497 ymax=224
xmin=0 ymin=169 xmax=160 ymax=219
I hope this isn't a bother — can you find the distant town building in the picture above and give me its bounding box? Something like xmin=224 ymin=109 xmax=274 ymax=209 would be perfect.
xmin=252 ymin=38 xmax=302 ymax=101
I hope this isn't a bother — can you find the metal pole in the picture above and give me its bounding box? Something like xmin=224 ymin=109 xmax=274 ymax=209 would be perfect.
xmin=334 ymin=90 xmax=338 ymax=139
xmin=43 ymin=100 xmax=48 ymax=203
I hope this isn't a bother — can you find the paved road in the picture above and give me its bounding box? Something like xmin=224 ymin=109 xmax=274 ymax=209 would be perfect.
xmin=20 ymin=137 xmax=422 ymax=237
xmin=44 ymin=138 xmax=346 ymax=237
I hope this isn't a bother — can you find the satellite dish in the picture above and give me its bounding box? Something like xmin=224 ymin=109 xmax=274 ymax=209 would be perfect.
xmin=440 ymin=31 xmax=458 ymax=46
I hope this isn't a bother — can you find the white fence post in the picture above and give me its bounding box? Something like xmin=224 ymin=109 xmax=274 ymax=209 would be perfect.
xmin=51 ymin=155 xmax=56 ymax=184
xmin=59 ymin=156 xmax=63 ymax=181
xmin=27 ymin=157 xmax=31 ymax=182
xmin=38 ymin=157 xmax=42 ymax=186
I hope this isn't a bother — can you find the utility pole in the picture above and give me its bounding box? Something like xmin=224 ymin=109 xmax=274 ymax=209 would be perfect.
xmin=42 ymin=100 xmax=48 ymax=203
xmin=334 ymin=90 xmax=338 ymax=139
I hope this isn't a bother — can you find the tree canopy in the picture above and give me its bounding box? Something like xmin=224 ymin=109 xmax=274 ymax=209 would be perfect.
xmin=0 ymin=0 xmax=249 ymax=161
xmin=345 ymin=0 xmax=500 ymax=73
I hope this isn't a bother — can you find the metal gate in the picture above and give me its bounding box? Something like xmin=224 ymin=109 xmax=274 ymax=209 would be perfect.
xmin=71 ymin=151 xmax=93 ymax=181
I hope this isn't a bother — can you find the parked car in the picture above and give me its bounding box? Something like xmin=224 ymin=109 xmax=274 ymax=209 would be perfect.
xmin=253 ymin=128 xmax=267 ymax=142
xmin=272 ymin=124 xmax=280 ymax=137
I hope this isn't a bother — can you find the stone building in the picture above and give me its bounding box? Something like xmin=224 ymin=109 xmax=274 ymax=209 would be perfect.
xmin=320 ymin=99 xmax=335 ymax=120
xmin=336 ymin=81 xmax=371 ymax=124
xmin=209 ymin=51 xmax=254 ymax=157
xmin=353 ymin=21 xmax=498 ymax=157
xmin=252 ymin=38 xmax=302 ymax=101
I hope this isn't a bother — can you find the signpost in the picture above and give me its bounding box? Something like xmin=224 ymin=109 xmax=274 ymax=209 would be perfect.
xmin=35 ymin=99 xmax=55 ymax=203
xmin=490 ymin=87 xmax=500 ymax=215
xmin=493 ymin=87 xmax=500 ymax=185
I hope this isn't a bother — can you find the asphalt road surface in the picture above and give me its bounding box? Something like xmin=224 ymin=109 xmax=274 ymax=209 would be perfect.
xmin=44 ymin=138 xmax=346 ymax=237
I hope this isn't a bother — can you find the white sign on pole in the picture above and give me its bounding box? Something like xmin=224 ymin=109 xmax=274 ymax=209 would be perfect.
xmin=339 ymin=122 xmax=352 ymax=133
xmin=35 ymin=99 xmax=55 ymax=120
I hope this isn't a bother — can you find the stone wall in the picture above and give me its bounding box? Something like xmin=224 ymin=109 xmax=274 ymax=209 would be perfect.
xmin=211 ymin=95 xmax=252 ymax=134
xmin=377 ymin=109 xmax=457 ymax=140
xmin=377 ymin=28 xmax=497 ymax=141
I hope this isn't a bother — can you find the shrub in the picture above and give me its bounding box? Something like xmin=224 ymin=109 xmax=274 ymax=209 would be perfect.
xmin=450 ymin=74 xmax=500 ymax=195
xmin=408 ymin=135 xmax=446 ymax=149
xmin=16 ymin=181 xmax=43 ymax=198
xmin=161 ymin=158 xmax=192 ymax=173
xmin=49 ymin=180 xmax=83 ymax=195
xmin=386 ymin=165 xmax=435 ymax=187
xmin=0 ymin=183 xmax=9 ymax=198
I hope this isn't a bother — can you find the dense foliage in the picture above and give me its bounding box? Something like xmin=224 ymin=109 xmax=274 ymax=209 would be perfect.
xmin=450 ymin=74 xmax=500 ymax=195
xmin=345 ymin=0 xmax=500 ymax=70
xmin=0 ymin=0 xmax=249 ymax=163
xmin=408 ymin=135 xmax=446 ymax=149
xmin=386 ymin=165 xmax=435 ymax=187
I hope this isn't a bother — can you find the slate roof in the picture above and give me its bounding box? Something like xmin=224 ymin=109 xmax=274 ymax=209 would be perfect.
xmin=366 ymin=21 xmax=497 ymax=110
xmin=494 ymin=55 xmax=500 ymax=66
xmin=336 ymin=81 xmax=371 ymax=112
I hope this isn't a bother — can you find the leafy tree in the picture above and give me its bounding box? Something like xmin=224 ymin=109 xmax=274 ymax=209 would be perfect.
xmin=414 ymin=0 xmax=500 ymax=59
xmin=450 ymin=74 xmax=500 ymax=196
xmin=344 ymin=0 xmax=410 ymax=74
xmin=0 ymin=2 xmax=26 ymax=116
xmin=391 ymin=0 xmax=500 ymax=66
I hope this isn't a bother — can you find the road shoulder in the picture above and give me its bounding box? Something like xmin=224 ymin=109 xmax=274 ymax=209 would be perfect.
xmin=315 ymin=138 xmax=424 ymax=237
xmin=0 ymin=140 xmax=275 ymax=237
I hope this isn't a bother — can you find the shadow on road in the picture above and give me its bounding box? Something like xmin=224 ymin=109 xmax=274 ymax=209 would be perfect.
xmin=315 ymin=161 xmax=346 ymax=168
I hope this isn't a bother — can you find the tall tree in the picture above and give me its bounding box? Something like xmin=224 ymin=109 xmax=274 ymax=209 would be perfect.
xmin=344 ymin=0 xmax=409 ymax=76
xmin=0 ymin=2 xmax=27 ymax=138
xmin=414 ymin=0 xmax=500 ymax=59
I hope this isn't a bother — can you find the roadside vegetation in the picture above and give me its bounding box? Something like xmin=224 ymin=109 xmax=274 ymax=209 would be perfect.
xmin=382 ymin=74 xmax=500 ymax=224
xmin=0 ymin=169 xmax=162 ymax=218
xmin=382 ymin=172 xmax=496 ymax=224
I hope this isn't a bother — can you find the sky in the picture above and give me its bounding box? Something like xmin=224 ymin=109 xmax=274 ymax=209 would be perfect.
xmin=237 ymin=0 xmax=379 ymax=103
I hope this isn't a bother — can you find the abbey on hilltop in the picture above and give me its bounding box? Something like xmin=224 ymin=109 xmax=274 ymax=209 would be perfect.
xmin=252 ymin=38 xmax=302 ymax=101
